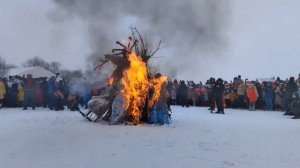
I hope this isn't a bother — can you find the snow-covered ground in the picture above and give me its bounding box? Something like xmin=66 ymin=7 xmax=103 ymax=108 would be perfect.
xmin=0 ymin=106 xmax=300 ymax=168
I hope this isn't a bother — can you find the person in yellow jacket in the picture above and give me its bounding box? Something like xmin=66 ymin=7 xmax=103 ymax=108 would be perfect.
xmin=18 ymin=85 xmax=24 ymax=107
xmin=0 ymin=79 xmax=6 ymax=108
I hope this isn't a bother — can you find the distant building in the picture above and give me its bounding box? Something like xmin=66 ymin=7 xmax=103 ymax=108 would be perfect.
xmin=7 ymin=66 xmax=55 ymax=78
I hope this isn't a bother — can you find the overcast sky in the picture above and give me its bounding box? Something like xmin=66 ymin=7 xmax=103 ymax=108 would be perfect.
xmin=0 ymin=0 xmax=299 ymax=82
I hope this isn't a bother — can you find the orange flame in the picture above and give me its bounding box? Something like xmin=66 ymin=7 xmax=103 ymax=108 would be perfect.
xmin=121 ymin=52 xmax=150 ymax=124
xmin=107 ymin=77 xmax=114 ymax=86
xmin=149 ymin=76 xmax=168 ymax=109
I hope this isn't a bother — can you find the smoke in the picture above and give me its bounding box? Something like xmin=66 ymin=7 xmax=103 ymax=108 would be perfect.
xmin=69 ymin=72 xmax=107 ymax=95
xmin=51 ymin=0 xmax=231 ymax=80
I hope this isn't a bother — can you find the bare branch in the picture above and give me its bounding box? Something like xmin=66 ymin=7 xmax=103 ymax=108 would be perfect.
xmin=130 ymin=39 xmax=138 ymax=51
xmin=93 ymin=60 xmax=109 ymax=71
xmin=116 ymin=41 xmax=126 ymax=48
xmin=150 ymin=40 xmax=162 ymax=57
xmin=134 ymin=28 xmax=145 ymax=50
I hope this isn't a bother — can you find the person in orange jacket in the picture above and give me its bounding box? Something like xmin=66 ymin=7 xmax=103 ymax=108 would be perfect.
xmin=246 ymin=82 xmax=259 ymax=111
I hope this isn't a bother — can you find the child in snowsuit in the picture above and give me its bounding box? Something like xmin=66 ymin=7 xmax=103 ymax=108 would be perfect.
xmin=246 ymin=83 xmax=259 ymax=111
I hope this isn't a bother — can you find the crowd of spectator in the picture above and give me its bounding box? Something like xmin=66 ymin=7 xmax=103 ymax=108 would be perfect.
xmin=0 ymin=74 xmax=79 ymax=111
xmin=166 ymin=74 xmax=300 ymax=118
xmin=1 ymin=73 xmax=300 ymax=119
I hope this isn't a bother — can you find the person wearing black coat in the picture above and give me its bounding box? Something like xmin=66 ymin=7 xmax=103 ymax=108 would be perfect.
xmin=215 ymin=78 xmax=225 ymax=114
xmin=207 ymin=78 xmax=216 ymax=113
xmin=10 ymin=81 xmax=19 ymax=107
xmin=290 ymin=93 xmax=300 ymax=119
xmin=178 ymin=81 xmax=189 ymax=107
xmin=40 ymin=78 xmax=48 ymax=108
xmin=284 ymin=77 xmax=298 ymax=115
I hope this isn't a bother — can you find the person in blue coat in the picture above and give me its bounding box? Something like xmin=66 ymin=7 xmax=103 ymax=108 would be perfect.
xmin=47 ymin=76 xmax=57 ymax=110
xmin=263 ymin=82 xmax=274 ymax=110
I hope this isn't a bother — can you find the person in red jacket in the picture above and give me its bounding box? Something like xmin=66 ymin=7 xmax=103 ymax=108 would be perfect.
xmin=15 ymin=74 xmax=46 ymax=110
xmin=246 ymin=82 xmax=259 ymax=111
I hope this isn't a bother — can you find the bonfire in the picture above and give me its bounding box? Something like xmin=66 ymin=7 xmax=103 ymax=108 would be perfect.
xmin=79 ymin=31 xmax=169 ymax=125
xmin=120 ymin=51 xmax=149 ymax=124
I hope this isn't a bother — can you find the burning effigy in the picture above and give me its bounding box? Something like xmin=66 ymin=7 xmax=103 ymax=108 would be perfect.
xmin=79 ymin=30 xmax=171 ymax=125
